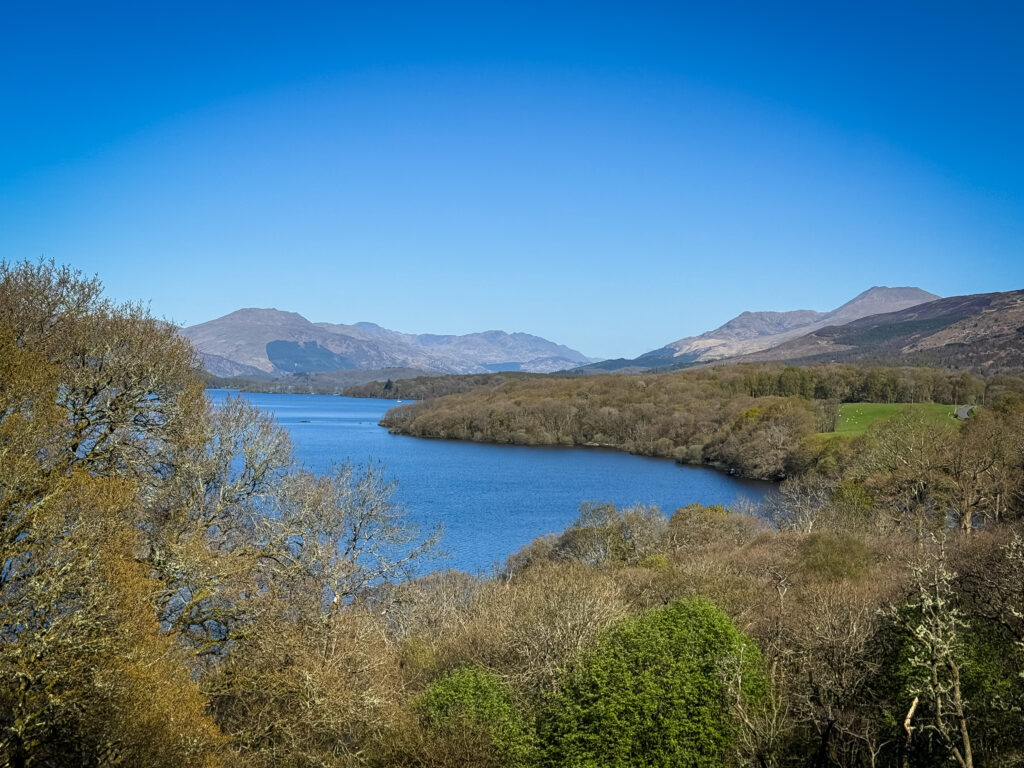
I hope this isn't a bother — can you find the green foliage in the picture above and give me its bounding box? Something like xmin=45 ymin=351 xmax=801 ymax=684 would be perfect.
xmin=637 ymin=553 xmax=670 ymax=570
xmin=957 ymin=624 xmax=1024 ymax=761
xmin=415 ymin=666 xmax=537 ymax=768
xmin=539 ymin=599 xmax=766 ymax=768
xmin=874 ymin=593 xmax=1024 ymax=767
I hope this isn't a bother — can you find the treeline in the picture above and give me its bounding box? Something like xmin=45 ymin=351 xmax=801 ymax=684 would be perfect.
xmin=203 ymin=367 xmax=430 ymax=395
xmin=5 ymin=261 xmax=1024 ymax=767
xmin=380 ymin=364 xmax=1024 ymax=479
xmin=203 ymin=369 xmax=550 ymax=398
xmin=342 ymin=370 xmax=549 ymax=400
xmin=721 ymin=363 xmax=1010 ymax=403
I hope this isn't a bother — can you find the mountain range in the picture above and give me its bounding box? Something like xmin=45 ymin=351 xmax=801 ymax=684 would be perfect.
xmin=180 ymin=309 xmax=597 ymax=377
xmin=734 ymin=288 xmax=1024 ymax=372
xmin=578 ymin=286 xmax=941 ymax=373
xmin=185 ymin=286 xmax=1024 ymax=384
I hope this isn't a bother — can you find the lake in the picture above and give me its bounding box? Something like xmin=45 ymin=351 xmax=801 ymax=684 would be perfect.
xmin=208 ymin=390 xmax=771 ymax=574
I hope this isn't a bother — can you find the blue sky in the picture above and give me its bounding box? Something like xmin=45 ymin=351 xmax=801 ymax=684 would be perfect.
xmin=2 ymin=2 xmax=1022 ymax=359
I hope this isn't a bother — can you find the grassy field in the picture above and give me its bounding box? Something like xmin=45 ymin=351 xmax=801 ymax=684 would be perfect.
xmin=825 ymin=402 xmax=960 ymax=436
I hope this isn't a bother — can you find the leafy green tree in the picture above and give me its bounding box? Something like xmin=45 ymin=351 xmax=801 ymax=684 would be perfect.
xmin=413 ymin=666 xmax=537 ymax=768
xmin=539 ymin=599 xmax=767 ymax=768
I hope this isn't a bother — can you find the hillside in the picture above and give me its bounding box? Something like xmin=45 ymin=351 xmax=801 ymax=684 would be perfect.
xmin=379 ymin=362 xmax=1018 ymax=479
xmin=578 ymin=286 xmax=938 ymax=372
xmin=180 ymin=308 xmax=595 ymax=377
xmin=735 ymin=288 xmax=1024 ymax=373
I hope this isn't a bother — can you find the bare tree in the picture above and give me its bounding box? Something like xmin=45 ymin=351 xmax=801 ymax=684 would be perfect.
xmin=764 ymin=473 xmax=837 ymax=533
xmin=855 ymin=411 xmax=953 ymax=538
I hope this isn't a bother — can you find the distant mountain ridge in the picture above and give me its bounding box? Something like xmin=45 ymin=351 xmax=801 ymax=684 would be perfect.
xmin=733 ymin=288 xmax=1024 ymax=373
xmin=180 ymin=309 xmax=597 ymax=377
xmin=578 ymin=286 xmax=940 ymax=373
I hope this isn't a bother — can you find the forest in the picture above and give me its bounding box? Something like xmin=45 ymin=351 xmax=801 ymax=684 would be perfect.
xmin=343 ymin=371 xmax=545 ymax=400
xmin=204 ymin=370 xmax=548 ymax=398
xmin=3 ymin=261 xmax=1024 ymax=768
xmin=380 ymin=363 xmax=1024 ymax=480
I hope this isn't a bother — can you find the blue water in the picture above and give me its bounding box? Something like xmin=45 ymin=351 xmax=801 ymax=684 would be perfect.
xmin=207 ymin=390 xmax=771 ymax=574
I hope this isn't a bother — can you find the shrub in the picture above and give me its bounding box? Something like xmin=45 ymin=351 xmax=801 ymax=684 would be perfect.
xmin=414 ymin=666 xmax=537 ymax=768
xmin=539 ymin=599 xmax=766 ymax=768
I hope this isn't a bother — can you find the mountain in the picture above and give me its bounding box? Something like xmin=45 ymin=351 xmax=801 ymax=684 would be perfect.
xmin=197 ymin=352 xmax=274 ymax=379
xmin=577 ymin=286 xmax=939 ymax=373
xmin=180 ymin=309 xmax=596 ymax=377
xmin=733 ymin=288 xmax=1024 ymax=373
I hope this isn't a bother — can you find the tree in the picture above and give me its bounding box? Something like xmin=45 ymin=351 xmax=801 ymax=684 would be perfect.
xmin=0 ymin=261 xmax=229 ymax=766
xmin=887 ymin=549 xmax=974 ymax=768
xmin=0 ymin=260 xmax=205 ymax=485
xmin=445 ymin=561 xmax=626 ymax=701
xmin=0 ymin=472 xmax=229 ymax=767
xmin=939 ymin=410 xmax=1004 ymax=533
xmin=854 ymin=410 xmax=953 ymax=537
xmin=548 ymin=502 xmax=667 ymax=567
xmin=272 ymin=461 xmax=440 ymax=615
xmin=411 ymin=666 xmax=536 ymax=768
xmin=764 ymin=473 xmax=838 ymax=533
xmin=539 ymin=599 xmax=767 ymax=768
xmin=704 ymin=399 xmax=818 ymax=480
xmin=148 ymin=395 xmax=294 ymax=657
xmin=203 ymin=461 xmax=438 ymax=764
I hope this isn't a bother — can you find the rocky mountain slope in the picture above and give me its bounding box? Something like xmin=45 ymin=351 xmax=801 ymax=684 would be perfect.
xmin=734 ymin=288 xmax=1024 ymax=374
xmin=180 ymin=309 xmax=595 ymax=376
xmin=578 ymin=286 xmax=939 ymax=373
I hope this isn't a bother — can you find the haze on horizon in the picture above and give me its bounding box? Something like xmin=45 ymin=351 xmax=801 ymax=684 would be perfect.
xmin=2 ymin=1 xmax=1022 ymax=359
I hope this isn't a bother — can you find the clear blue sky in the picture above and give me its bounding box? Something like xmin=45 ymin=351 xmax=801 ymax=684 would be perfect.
xmin=2 ymin=1 xmax=1022 ymax=359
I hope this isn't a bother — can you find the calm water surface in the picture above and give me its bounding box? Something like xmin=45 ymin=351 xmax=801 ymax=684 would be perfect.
xmin=208 ymin=390 xmax=771 ymax=574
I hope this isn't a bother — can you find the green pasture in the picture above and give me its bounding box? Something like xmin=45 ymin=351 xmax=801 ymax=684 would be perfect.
xmin=824 ymin=402 xmax=960 ymax=437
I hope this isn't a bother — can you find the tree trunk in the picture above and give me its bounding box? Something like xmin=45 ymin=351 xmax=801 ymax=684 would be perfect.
xmin=810 ymin=720 xmax=834 ymax=768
